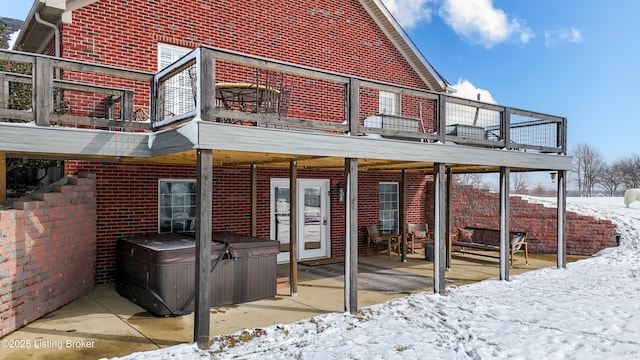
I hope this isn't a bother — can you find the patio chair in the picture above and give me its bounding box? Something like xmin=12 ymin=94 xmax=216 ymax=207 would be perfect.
xmin=366 ymin=224 xmax=399 ymax=259
xmin=406 ymin=223 xmax=430 ymax=254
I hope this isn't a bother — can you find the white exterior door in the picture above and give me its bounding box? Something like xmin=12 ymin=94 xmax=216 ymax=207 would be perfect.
xmin=271 ymin=178 xmax=330 ymax=262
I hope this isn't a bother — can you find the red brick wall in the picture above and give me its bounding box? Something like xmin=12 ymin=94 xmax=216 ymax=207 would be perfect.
xmin=0 ymin=173 xmax=96 ymax=336
xmin=61 ymin=0 xmax=427 ymax=89
xmin=448 ymin=184 xmax=618 ymax=255
xmin=64 ymin=162 xmax=416 ymax=283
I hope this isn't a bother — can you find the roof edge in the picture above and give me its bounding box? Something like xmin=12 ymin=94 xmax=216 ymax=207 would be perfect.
xmin=16 ymin=0 xmax=99 ymax=53
xmin=359 ymin=0 xmax=451 ymax=93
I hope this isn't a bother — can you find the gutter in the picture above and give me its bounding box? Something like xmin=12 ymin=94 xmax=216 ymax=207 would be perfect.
xmin=34 ymin=11 xmax=62 ymax=103
xmin=34 ymin=12 xmax=60 ymax=59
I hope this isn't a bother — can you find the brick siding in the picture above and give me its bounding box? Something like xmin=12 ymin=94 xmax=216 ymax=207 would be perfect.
xmin=65 ymin=162 xmax=419 ymax=284
xmin=0 ymin=173 xmax=96 ymax=336
xmin=61 ymin=0 xmax=427 ymax=89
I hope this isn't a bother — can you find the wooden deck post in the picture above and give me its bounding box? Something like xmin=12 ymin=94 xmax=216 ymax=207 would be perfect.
xmin=502 ymin=108 xmax=512 ymax=150
xmin=344 ymin=78 xmax=359 ymax=313
xmin=557 ymin=169 xmax=567 ymax=269
xmin=347 ymin=79 xmax=359 ymax=135
xmin=34 ymin=58 xmax=53 ymax=126
xmin=446 ymin=167 xmax=453 ymax=270
xmin=198 ymin=47 xmax=216 ymax=122
xmin=400 ymin=169 xmax=407 ymax=262
xmin=433 ymin=162 xmax=446 ymax=294
xmin=194 ymin=149 xmax=212 ymax=349
xmin=122 ymin=90 xmax=134 ymax=121
xmin=499 ymin=167 xmax=510 ymax=281
xmin=344 ymin=158 xmax=358 ymax=313
xmin=251 ymin=164 xmax=257 ymax=237
xmin=289 ymin=161 xmax=298 ymax=296
xmin=0 ymin=72 xmax=7 ymax=121
xmin=0 ymin=151 xmax=6 ymax=205
xmin=437 ymin=95 xmax=447 ymax=143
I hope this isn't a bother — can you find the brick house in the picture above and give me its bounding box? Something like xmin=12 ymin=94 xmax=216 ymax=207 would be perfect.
xmin=0 ymin=0 xmax=604 ymax=343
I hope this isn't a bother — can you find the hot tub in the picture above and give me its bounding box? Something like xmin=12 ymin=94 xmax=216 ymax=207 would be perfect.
xmin=116 ymin=232 xmax=279 ymax=316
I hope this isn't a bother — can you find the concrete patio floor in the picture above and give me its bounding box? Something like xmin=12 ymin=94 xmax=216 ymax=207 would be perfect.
xmin=0 ymin=251 xmax=587 ymax=359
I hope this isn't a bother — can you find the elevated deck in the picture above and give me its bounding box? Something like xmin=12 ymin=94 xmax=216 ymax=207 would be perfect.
xmin=0 ymin=46 xmax=570 ymax=174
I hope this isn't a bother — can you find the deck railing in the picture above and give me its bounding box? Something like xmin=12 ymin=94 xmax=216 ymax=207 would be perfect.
xmin=0 ymin=47 xmax=567 ymax=154
xmin=153 ymin=46 xmax=566 ymax=154
xmin=0 ymin=49 xmax=153 ymax=131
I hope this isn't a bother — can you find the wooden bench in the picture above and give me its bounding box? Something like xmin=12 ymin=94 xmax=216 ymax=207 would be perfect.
xmin=451 ymin=227 xmax=528 ymax=266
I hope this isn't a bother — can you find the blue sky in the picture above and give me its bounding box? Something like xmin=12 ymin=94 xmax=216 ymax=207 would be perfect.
xmin=382 ymin=0 xmax=640 ymax=164
xmin=3 ymin=0 xmax=638 ymax=164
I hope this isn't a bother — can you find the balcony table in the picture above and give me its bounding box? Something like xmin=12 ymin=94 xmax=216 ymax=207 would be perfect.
xmin=215 ymin=82 xmax=281 ymax=113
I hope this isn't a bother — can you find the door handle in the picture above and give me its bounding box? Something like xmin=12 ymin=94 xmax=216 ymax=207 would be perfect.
xmin=322 ymin=217 xmax=327 ymax=225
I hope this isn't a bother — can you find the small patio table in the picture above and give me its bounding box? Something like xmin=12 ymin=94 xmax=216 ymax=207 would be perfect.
xmin=215 ymin=82 xmax=281 ymax=113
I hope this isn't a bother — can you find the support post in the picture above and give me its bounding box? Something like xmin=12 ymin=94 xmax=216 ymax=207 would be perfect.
xmin=400 ymin=169 xmax=407 ymax=263
xmin=122 ymin=90 xmax=134 ymax=121
xmin=347 ymin=79 xmax=359 ymax=136
xmin=194 ymin=149 xmax=212 ymax=349
xmin=437 ymin=94 xmax=447 ymax=143
xmin=0 ymin=152 xmax=6 ymax=205
xmin=502 ymin=108 xmax=511 ymax=149
xmin=289 ymin=161 xmax=298 ymax=296
xmin=433 ymin=162 xmax=446 ymax=294
xmin=197 ymin=47 xmax=216 ymax=122
xmin=344 ymin=77 xmax=359 ymax=312
xmin=34 ymin=57 xmax=53 ymax=126
xmin=251 ymin=164 xmax=257 ymax=237
xmin=557 ymin=170 xmax=567 ymax=269
xmin=0 ymin=72 xmax=7 ymax=121
xmin=344 ymin=158 xmax=358 ymax=313
xmin=446 ymin=167 xmax=453 ymax=270
xmin=499 ymin=167 xmax=511 ymax=280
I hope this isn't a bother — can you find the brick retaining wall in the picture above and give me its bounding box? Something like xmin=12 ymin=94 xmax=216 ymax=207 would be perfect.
xmin=0 ymin=173 xmax=96 ymax=337
xmin=447 ymin=184 xmax=617 ymax=255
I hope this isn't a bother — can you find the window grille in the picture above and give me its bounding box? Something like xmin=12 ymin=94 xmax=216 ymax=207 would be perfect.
xmin=159 ymin=180 xmax=196 ymax=233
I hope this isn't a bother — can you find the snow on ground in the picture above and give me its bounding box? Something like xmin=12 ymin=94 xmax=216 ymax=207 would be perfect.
xmin=107 ymin=197 xmax=640 ymax=360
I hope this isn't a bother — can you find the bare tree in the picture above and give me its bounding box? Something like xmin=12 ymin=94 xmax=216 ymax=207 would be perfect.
xmin=617 ymin=154 xmax=640 ymax=189
xmin=531 ymin=183 xmax=550 ymax=196
xmin=598 ymin=162 xmax=623 ymax=196
xmin=454 ymin=173 xmax=488 ymax=189
xmin=572 ymin=143 xmax=606 ymax=196
xmin=511 ymin=172 xmax=530 ymax=194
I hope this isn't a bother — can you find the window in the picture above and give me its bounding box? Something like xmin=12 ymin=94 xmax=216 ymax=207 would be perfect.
xmin=379 ymin=91 xmax=400 ymax=116
xmin=158 ymin=43 xmax=194 ymax=116
xmin=379 ymin=182 xmax=399 ymax=234
xmin=159 ymin=180 xmax=196 ymax=233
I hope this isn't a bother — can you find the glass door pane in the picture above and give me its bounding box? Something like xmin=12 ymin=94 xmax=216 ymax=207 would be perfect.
xmin=275 ymin=186 xmax=291 ymax=249
xmin=298 ymin=179 xmax=330 ymax=260
xmin=272 ymin=178 xmax=330 ymax=262
xmin=302 ymin=186 xmax=321 ymax=251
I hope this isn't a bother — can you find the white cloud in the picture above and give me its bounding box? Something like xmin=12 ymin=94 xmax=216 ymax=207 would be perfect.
xmin=544 ymin=27 xmax=583 ymax=47
xmin=8 ymin=30 xmax=20 ymax=50
xmin=380 ymin=0 xmax=436 ymax=29
xmin=439 ymin=0 xmax=534 ymax=48
xmin=447 ymin=79 xmax=499 ymax=128
xmin=450 ymin=78 xmax=496 ymax=103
